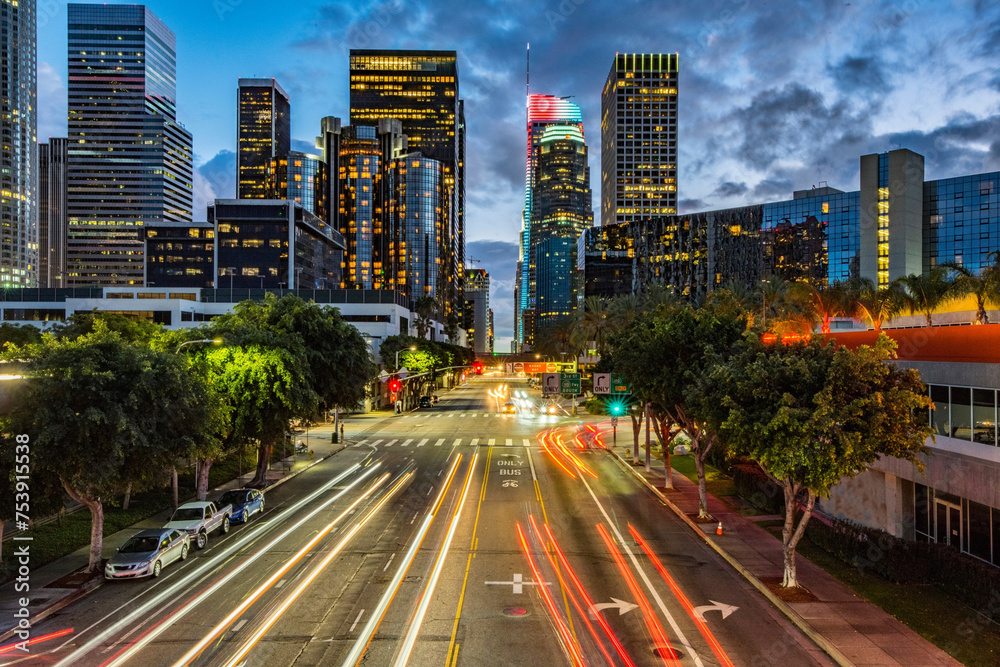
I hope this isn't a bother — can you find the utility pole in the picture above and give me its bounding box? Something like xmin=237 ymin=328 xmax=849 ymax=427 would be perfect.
xmin=645 ymin=402 xmax=651 ymax=473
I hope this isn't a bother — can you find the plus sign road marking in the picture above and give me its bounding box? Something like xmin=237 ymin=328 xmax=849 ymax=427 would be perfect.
xmin=484 ymin=573 xmax=551 ymax=594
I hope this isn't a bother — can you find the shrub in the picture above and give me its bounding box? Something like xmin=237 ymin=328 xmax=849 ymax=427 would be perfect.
xmin=584 ymin=398 xmax=604 ymax=415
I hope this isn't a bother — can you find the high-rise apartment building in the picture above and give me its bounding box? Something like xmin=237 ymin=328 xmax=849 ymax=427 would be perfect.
xmin=516 ymin=95 xmax=584 ymax=346
xmin=38 ymin=139 xmax=69 ymax=287
xmin=601 ymin=53 xmax=678 ymax=227
xmin=464 ymin=268 xmax=490 ymax=354
xmin=66 ymin=4 xmax=193 ymax=286
xmin=266 ymin=151 xmax=328 ymax=222
xmin=349 ymin=50 xmax=464 ymax=321
xmin=1 ymin=0 xmax=37 ymax=286
xmin=238 ymin=78 xmax=291 ymax=199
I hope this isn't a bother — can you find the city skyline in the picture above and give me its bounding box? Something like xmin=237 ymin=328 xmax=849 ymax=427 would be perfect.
xmin=32 ymin=0 xmax=1000 ymax=348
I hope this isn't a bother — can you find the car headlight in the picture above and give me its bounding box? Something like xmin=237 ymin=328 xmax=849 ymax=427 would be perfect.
xmin=137 ymin=560 xmax=151 ymax=568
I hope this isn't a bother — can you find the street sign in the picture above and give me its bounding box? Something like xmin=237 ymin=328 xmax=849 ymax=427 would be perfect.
xmin=593 ymin=373 xmax=611 ymax=394
xmin=378 ymin=370 xmax=389 ymax=383
xmin=560 ymin=373 xmax=581 ymax=394
xmin=398 ymin=367 xmax=409 ymax=380
xmin=610 ymin=373 xmax=630 ymax=394
xmin=506 ymin=362 xmax=577 ymax=374
xmin=541 ymin=373 xmax=561 ymax=395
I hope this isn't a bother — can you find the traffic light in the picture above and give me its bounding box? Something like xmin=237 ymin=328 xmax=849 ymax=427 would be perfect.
xmin=389 ymin=378 xmax=401 ymax=392
xmin=473 ymin=361 xmax=483 ymax=375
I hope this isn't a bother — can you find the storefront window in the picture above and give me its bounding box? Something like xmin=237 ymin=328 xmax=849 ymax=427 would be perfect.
xmin=951 ymin=387 xmax=972 ymax=440
xmin=973 ymin=388 xmax=997 ymax=447
xmin=930 ymin=385 xmax=950 ymax=437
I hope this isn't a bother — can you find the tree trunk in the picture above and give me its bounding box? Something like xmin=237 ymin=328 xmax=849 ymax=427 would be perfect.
xmin=630 ymin=411 xmax=641 ymax=464
xmin=0 ymin=520 xmax=4 ymax=565
xmin=62 ymin=480 xmax=104 ymax=573
xmin=780 ymin=479 xmax=817 ymax=589
xmin=250 ymin=442 xmax=272 ymax=488
xmin=693 ymin=434 xmax=715 ymax=520
xmin=122 ymin=483 xmax=131 ymax=510
xmin=649 ymin=409 xmax=675 ymax=489
xmin=171 ymin=467 xmax=179 ymax=509
xmin=196 ymin=457 xmax=213 ymax=500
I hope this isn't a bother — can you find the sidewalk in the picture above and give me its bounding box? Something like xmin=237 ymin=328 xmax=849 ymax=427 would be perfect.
xmin=0 ymin=408 xmax=406 ymax=643
xmin=607 ymin=441 xmax=960 ymax=667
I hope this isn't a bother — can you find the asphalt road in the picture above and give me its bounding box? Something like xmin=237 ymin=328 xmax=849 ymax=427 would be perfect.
xmin=5 ymin=378 xmax=834 ymax=667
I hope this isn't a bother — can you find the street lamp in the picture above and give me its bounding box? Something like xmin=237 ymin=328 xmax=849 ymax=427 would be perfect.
xmin=175 ymin=338 xmax=221 ymax=354
xmin=395 ymin=345 xmax=417 ymax=370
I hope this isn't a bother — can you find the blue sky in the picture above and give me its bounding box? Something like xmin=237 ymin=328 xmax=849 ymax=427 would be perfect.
xmin=36 ymin=0 xmax=1000 ymax=351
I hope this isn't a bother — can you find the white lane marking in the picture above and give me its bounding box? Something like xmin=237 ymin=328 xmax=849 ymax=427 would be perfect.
xmin=232 ymin=620 xmax=248 ymax=633
xmin=487 ymin=439 xmax=495 ymax=445
xmin=383 ymin=554 xmax=396 ymax=572
xmin=469 ymin=413 xmax=477 ymax=418
xmin=526 ymin=446 xmax=537 ymax=481
xmin=275 ymin=579 xmax=287 ymax=589
xmin=435 ymin=438 xmax=446 ymax=447
xmin=385 ymin=439 xmax=397 ymax=447
xmin=523 ymin=439 xmax=531 ymax=447
xmin=471 ymin=438 xmax=479 ymax=446
xmin=410 ymin=512 xmax=418 ymax=524
xmin=506 ymin=438 xmax=513 ymax=447
xmin=370 ymin=439 xmax=383 ymax=446
xmin=401 ymin=439 xmax=413 ymax=447
xmin=417 ymin=439 xmax=429 ymax=447
xmin=452 ymin=438 xmax=461 ymax=447
xmin=350 ymin=609 xmax=365 ymax=633
xmin=580 ymin=475 xmax=706 ymax=667
xmin=484 ymin=573 xmax=551 ymax=595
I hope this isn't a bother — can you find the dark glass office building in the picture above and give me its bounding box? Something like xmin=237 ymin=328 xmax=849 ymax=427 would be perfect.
xmin=336 ymin=125 xmax=382 ymax=290
xmin=536 ymin=236 xmax=578 ymax=322
xmin=38 ymin=139 xmax=69 ymax=287
xmin=66 ymin=4 xmax=193 ymax=287
xmin=1 ymin=0 xmax=36 ymax=286
xmin=238 ymin=78 xmax=290 ymax=199
xmin=145 ymin=222 xmax=215 ymax=288
xmin=209 ymin=200 xmax=344 ymax=290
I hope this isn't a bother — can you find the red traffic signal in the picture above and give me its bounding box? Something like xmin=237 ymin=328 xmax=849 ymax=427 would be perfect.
xmin=389 ymin=378 xmax=401 ymax=392
xmin=473 ymin=361 xmax=483 ymax=375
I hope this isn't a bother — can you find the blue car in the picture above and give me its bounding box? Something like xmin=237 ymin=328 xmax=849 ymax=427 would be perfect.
xmin=217 ymin=489 xmax=264 ymax=524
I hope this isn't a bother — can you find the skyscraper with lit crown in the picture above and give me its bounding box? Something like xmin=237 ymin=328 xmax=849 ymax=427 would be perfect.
xmin=601 ymin=53 xmax=678 ymax=227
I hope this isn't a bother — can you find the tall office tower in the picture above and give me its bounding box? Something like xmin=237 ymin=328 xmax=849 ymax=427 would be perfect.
xmin=1 ymin=0 xmax=37 ymax=287
xmin=336 ymin=125 xmax=382 ymax=290
xmin=384 ymin=151 xmax=452 ymax=303
xmin=238 ymin=78 xmax=290 ymax=199
xmin=266 ymin=151 xmax=328 ymax=221
xmin=601 ymin=53 xmax=678 ymax=227
xmin=66 ymin=4 xmax=193 ymax=287
xmin=464 ymin=268 xmax=490 ymax=354
xmin=38 ymin=139 xmax=69 ymax=287
xmin=531 ymin=124 xmax=593 ymax=326
xmin=516 ymin=94 xmax=583 ymax=346
xmin=349 ymin=50 xmax=464 ymax=320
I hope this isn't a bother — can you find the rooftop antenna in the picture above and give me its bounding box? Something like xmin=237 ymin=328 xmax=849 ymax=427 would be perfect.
xmin=526 ymin=42 xmax=530 ymax=101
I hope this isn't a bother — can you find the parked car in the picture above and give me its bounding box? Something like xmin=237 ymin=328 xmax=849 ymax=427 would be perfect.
xmin=502 ymin=401 xmax=517 ymax=414
xmin=217 ymin=489 xmax=264 ymax=524
xmin=419 ymin=396 xmax=432 ymax=408
xmin=105 ymin=528 xmax=189 ymax=580
xmin=165 ymin=501 xmax=232 ymax=550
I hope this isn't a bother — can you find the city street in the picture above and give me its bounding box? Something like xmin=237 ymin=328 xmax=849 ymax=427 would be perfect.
xmin=6 ymin=378 xmax=832 ymax=666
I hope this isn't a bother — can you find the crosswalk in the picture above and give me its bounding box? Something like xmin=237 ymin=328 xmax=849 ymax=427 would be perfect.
xmin=354 ymin=437 xmax=534 ymax=449
xmin=396 ymin=412 xmax=511 ymax=419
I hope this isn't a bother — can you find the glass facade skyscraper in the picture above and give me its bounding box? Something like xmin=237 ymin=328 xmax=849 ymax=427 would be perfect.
xmin=349 ymin=50 xmax=464 ymax=321
xmin=1 ymin=0 xmax=37 ymax=286
xmin=516 ymin=94 xmax=584 ymax=346
xmin=601 ymin=53 xmax=678 ymax=227
xmin=238 ymin=78 xmax=290 ymax=199
xmin=336 ymin=125 xmax=381 ymax=290
xmin=66 ymin=4 xmax=193 ymax=287
xmin=266 ymin=151 xmax=328 ymax=222
xmin=38 ymin=139 xmax=69 ymax=288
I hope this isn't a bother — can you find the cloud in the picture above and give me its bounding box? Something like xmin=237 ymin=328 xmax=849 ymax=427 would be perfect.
xmin=37 ymin=62 xmax=66 ymax=141
xmin=711 ymin=181 xmax=749 ymax=199
xmin=193 ymin=150 xmax=237 ymax=218
xmin=828 ymin=56 xmax=887 ymax=95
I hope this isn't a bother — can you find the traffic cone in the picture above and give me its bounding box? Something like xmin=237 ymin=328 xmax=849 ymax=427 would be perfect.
xmin=716 ymin=522 xmax=723 ymax=536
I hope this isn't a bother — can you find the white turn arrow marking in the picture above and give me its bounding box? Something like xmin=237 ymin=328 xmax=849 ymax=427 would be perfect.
xmin=693 ymin=600 xmax=739 ymax=623
xmin=589 ymin=597 xmax=639 ymax=618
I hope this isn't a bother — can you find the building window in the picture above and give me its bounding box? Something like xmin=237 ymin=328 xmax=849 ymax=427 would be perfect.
xmin=930 ymin=384 xmax=950 ymax=436
xmin=968 ymin=500 xmax=992 ymax=561
xmin=915 ymin=483 xmax=931 ymax=543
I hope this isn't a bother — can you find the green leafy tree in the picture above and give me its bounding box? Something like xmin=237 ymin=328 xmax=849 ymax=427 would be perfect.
xmin=0 ymin=323 xmax=42 ymax=348
xmin=942 ymin=253 xmax=1000 ymax=325
xmin=52 ymin=310 xmax=163 ymax=344
xmin=611 ymin=307 xmax=745 ymax=514
xmin=894 ymin=268 xmax=956 ymax=327
xmin=6 ymin=325 xmax=219 ymax=572
xmin=707 ymin=335 xmax=931 ymax=588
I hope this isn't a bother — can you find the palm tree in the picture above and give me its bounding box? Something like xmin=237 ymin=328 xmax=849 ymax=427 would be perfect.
xmin=848 ymin=277 xmax=903 ymax=332
xmin=580 ymin=296 xmax=609 ymax=354
xmin=413 ymin=295 xmax=436 ymax=339
xmin=894 ymin=268 xmax=955 ymax=327
xmin=789 ymin=280 xmax=853 ymax=334
xmin=942 ymin=253 xmax=1000 ymax=325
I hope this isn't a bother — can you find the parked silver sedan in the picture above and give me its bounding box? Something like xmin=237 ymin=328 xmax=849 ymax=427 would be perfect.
xmin=105 ymin=528 xmax=190 ymax=580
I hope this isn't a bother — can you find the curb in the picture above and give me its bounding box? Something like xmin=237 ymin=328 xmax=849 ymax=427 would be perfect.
xmin=606 ymin=448 xmax=854 ymax=667
xmin=0 ymin=451 xmax=338 ymax=645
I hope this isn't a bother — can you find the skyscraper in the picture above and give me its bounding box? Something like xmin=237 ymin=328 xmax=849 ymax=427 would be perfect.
xmin=38 ymin=139 xmax=69 ymax=287
xmin=66 ymin=4 xmax=193 ymax=286
xmin=601 ymin=53 xmax=678 ymax=227
xmin=238 ymin=78 xmax=291 ymax=199
xmin=349 ymin=50 xmax=464 ymax=321
xmin=516 ymin=94 xmax=583 ymax=346
xmin=1 ymin=0 xmax=37 ymax=286
xmin=266 ymin=151 xmax=328 ymax=222
xmin=531 ymin=124 xmax=593 ymax=327
xmin=464 ymin=268 xmax=490 ymax=354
